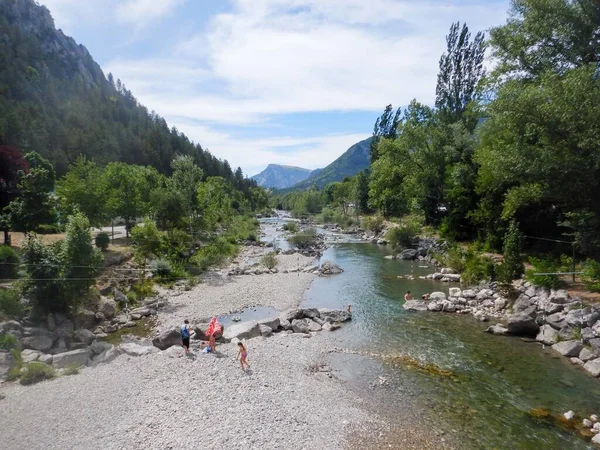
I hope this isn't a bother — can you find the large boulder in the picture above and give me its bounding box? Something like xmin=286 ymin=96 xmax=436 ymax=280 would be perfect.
xmin=546 ymin=312 xmax=567 ymax=330
xmin=53 ymin=348 xmax=92 ymax=369
xmin=259 ymin=324 xmax=273 ymax=337
xmin=513 ymin=294 xmax=535 ymax=313
xmin=583 ymin=358 xmax=600 ymax=377
xmin=92 ymin=346 xmax=121 ymax=365
xmin=319 ymin=261 xmax=343 ymax=275
xmin=429 ymin=292 xmax=447 ymax=301
xmin=552 ymin=340 xmax=584 ymax=357
xmin=507 ymin=313 xmax=540 ymax=336
xmin=280 ymin=319 xmax=291 ymax=331
xmin=579 ymin=348 xmax=597 ymax=362
xmin=403 ymin=300 xmax=428 ymax=312
xmin=114 ymin=289 xmax=127 ymax=305
xmin=0 ymin=351 xmax=15 ymax=380
xmin=75 ymin=309 xmax=96 ymax=329
xmin=319 ymin=309 xmax=351 ymax=323
xmin=223 ymin=321 xmax=261 ymax=341
xmin=120 ymin=343 xmax=159 ymax=357
xmin=21 ymin=334 xmax=54 ymax=352
xmin=549 ymin=289 xmax=571 ymax=305
xmin=258 ymin=317 xmax=280 ymax=331
xmin=300 ymin=308 xmax=321 ymax=320
xmin=536 ymin=325 xmax=558 ymax=346
xmin=0 ymin=320 xmax=24 ymax=334
xmin=589 ymin=338 xmax=600 ymax=353
xmin=73 ymin=329 xmax=96 ymax=346
xmin=448 ymin=288 xmax=461 ymax=298
xmin=280 ymin=309 xmax=302 ymax=322
xmin=152 ymin=329 xmax=182 ymax=350
xmin=564 ymin=309 xmax=585 ymax=328
xmin=90 ymin=340 xmax=113 ymax=356
xmin=98 ymin=298 xmax=117 ymax=320
xmin=21 ymin=349 xmax=42 ymax=363
xmin=462 ymin=289 xmax=476 ymax=299
xmin=427 ymin=302 xmax=443 ymax=312
xmin=291 ymin=318 xmax=321 ymax=333
xmin=193 ymin=323 xmax=210 ymax=341
xmin=398 ymin=249 xmax=418 ymax=260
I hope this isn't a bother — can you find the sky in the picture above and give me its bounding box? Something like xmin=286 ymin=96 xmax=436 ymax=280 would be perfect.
xmin=40 ymin=0 xmax=510 ymax=177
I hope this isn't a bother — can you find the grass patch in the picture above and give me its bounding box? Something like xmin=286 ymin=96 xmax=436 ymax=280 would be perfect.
xmin=62 ymin=363 xmax=81 ymax=376
xmin=260 ymin=252 xmax=277 ymax=269
xmin=288 ymin=228 xmax=318 ymax=249
xmin=6 ymin=348 xmax=22 ymax=381
xmin=20 ymin=361 xmax=56 ymax=385
xmin=101 ymin=316 xmax=156 ymax=346
xmin=0 ymin=332 xmax=18 ymax=351
xmin=282 ymin=222 xmax=298 ymax=233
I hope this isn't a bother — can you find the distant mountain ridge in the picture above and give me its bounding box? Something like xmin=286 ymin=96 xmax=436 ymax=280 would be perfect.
xmin=287 ymin=137 xmax=372 ymax=190
xmin=251 ymin=164 xmax=316 ymax=189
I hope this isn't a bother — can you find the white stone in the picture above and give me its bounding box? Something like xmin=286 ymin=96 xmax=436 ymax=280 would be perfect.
xmin=584 ymin=419 xmax=593 ymax=428
xmin=119 ymin=343 xmax=159 ymax=357
xmin=448 ymin=287 xmax=461 ymax=298
xmin=591 ymin=414 xmax=598 ymax=422
xmin=223 ymin=321 xmax=261 ymax=341
xmin=52 ymin=348 xmax=92 ymax=369
xmin=563 ymin=410 xmax=575 ymax=421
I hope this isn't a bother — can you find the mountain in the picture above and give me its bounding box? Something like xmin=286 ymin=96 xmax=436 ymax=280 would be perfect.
xmin=289 ymin=137 xmax=372 ymax=190
xmin=0 ymin=0 xmax=249 ymax=185
xmin=251 ymin=164 xmax=315 ymax=189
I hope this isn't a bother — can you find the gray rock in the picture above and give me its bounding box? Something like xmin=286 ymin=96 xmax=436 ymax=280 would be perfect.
xmin=584 ymin=418 xmax=593 ymax=428
xmin=130 ymin=307 xmax=152 ymax=317
xmin=473 ymin=310 xmax=489 ymax=322
xmin=0 ymin=351 xmax=15 ymax=380
xmin=21 ymin=349 xmax=41 ymax=363
xmin=51 ymin=337 xmax=69 ymax=354
xmin=193 ymin=323 xmax=210 ymax=341
xmin=583 ymin=358 xmax=600 ymax=377
xmin=507 ymin=313 xmax=540 ymax=336
xmin=403 ymin=300 xmax=428 ymax=312
xmin=579 ymin=348 xmax=597 ymax=362
xmin=544 ymin=302 xmax=564 ymax=315
xmin=558 ymin=326 xmax=577 ymax=341
xmin=92 ymin=346 xmax=121 ymax=365
xmin=552 ymin=340 xmax=584 ymax=357
xmin=448 ymin=287 xmax=461 ymax=297
xmin=565 ymin=309 xmax=585 ymax=328
xmin=494 ymin=298 xmax=508 ymax=311
xmin=279 ymin=309 xmax=302 ymax=322
xmin=21 ymin=335 xmax=54 ymax=352
xmin=398 ymin=249 xmax=418 ymax=260
xmin=486 ymin=324 xmax=509 ymax=336
xmin=52 ymin=348 xmax=92 ymax=369
xmin=223 ymin=321 xmax=261 ymax=341
xmin=440 ymin=268 xmax=456 ymax=274
xmin=114 ymin=289 xmax=127 ymax=305
xmin=300 ymin=308 xmax=321 ymax=320
xmin=322 ymin=322 xmax=340 ymax=332
xmin=258 ymin=317 xmax=280 ymax=331
xmin=259 ymin=324 xmax=273 ymax=337
xmin=581 ymin=327 xmax=595 ymax=342
xmin=280 ymin=319 xmax=291 ymax=331
xmin=536 ymin=325 xmax=558 ymax=345
xmin=476 ymin=289 xmax=494 ymax=300
xmin=429 ymin=292 xmax=447 ymax=301
xmin=587 ymin=311 xmax=600 ymax=327
xmin=549 ymin=289 xmax=570 ymax=304
xmin=427 ymin=302 xmax=443 ymax=312
xmin=462 ymin=289 xmax=476 ymax=299
xmin=73 ymin=329 xmax=96 ymax=345
xmin=39 ymin=354 xmax=53 ymax=365
xmin=90 ymin=340 xmax=113 ymax=355
xmin=319 ymin=260 xmax=343 ymax=274
xmin=98 ymin=298 xmax=117 ymax=319
xmin=546 ymin=312 xmax=567 ymax=330
xmin=291 ymin=318 xmax=321 ymax=333
xmin=589 ymin=338 xmax=600 ymax=353
xmin=593 ymin=321 xmax=600 ymax=338
xmin=152 ymin=329 xmax=181 ymax=350
xmin=513 ymin=294 xmax=535 ymax=312
xmin=75 ymin=310 xmax=96 ymax=329
xmin=0 ymin=320 xmax=24 ymax=334
xmin=120 ymin=343 xmax=159 ymax=357
xmin=319 ymin=309 xmax=351 ymax=323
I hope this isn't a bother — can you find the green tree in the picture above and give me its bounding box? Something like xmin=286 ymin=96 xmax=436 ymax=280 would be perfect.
xmin=370 ymin=105 xmax=401 ymax=163
xmin=131 ymin=218 xmax=164 ymax=268
xmin=197 ymin=177 xmax=234 ymax=231
xmin=500 ymin=220 xmax=524 ymax=281
xmin=354 ymin=171 xmax=370 ymax=215
xmin=171 ymin=155 xmax=204 ymax=233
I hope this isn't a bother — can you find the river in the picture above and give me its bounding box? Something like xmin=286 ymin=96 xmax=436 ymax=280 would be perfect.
xmin=298 ymin=242 xmax=599 ymax=449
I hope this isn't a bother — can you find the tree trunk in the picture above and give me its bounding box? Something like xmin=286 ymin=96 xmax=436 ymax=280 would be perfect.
xmin=2 ymin=229 xmax=10 ymax=246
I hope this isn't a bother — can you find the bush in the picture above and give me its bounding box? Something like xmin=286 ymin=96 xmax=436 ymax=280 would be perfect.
xmin=260 ymin=252 xmax=277 ymax=269
xmin=583 ymin=259 xmax=600 ymax=292
xmin=385 ymin=221 xmax=420 ymax=249
xmin=462 ymin=253 xmax=496 ymax=285
xmin=525 ymin=257 xmax=561 ymax=289
xmin=190 ymin=238 xmax=237 ymax=272
xmin=501 ymin=221 xmax=524 ymax=282
xmin=363 ymin=215 xmax=384 ymax=233
xmin=20 ymin=361 xmax=56 ymax=385
xmin=288 ymin=229 xmax=318 ymax=249
xmin=94 ymin=232 xmax=110 ymax=251
xmin=444 ymin=246 xmax=466 ymax=273
xmin=126 ymin=290 xmax=137 ymax=304
xmin=0 ymin=332 xmax=18 ymax=351
xmin=283 ymin=222 xmax=298 ymax=233
xmin=132 ymin=279 xmax=154 ymax=300
xmin=150 ymin=259 xmax=173 ymax=279
xmin=0 ymin=288 xmax=25 ymax=319
xmin=62 ymin=363 xmax=80 ymax=376
xmin=0 ymin=245 xmax=20 ymax=280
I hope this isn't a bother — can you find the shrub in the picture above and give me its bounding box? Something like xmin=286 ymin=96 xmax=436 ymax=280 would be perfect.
xmin=525 ymin=257 xmax=561 ymax=289
xmin=462 ymin=253 xmax=496 ymax=285
xmin=94 ymin=232 xmax=110 ymax=251
xmin=288 ymin=229 xmax=318 ymax=249
xmin=0 ymin=245 xmax=20 ymax=280
xmin=20 ymin=361 xmax=56 ymax=385
xmin=363 ymin=215 xmax=384 ymax=233
xmin=190 ymin=238 xmax=236 ymax=272
xmin=150 ymin=259 xmax=173 ymax=279
xmin=0 ymin=332 xmax=18 ymax=351
xmin=132 ymin=279 xmax=154 ymax=300
xmin=385 ymin=221 xmax=420 ymax=249
xmin=500 ymin=221 xmax=524 ymax=282
xmin=283 ymin=222 xmax=298 ymax=233
xmin=0 ymin=288 xmax=25 ymax=319
xmin=583 ymin=259 xmax=600 ymax=292
xmin=7 ymin=348 xmax=22 ymax=381
xmin=126 ymin=290 xmax=137 ymax=304
xmin=444 ymin=246 xmax=467 ymax=273
xmin=261 ymin=252 xmax=277 ymax=269
xmin=62 ymin=363 xmax=80 ymax=376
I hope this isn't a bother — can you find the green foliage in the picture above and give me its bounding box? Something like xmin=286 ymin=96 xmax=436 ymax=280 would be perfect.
xmin=131 ymin=218 xmax=164 ymax=267
xmin=260 ymin=252 xmax=277 ymax=270
xmin=288 ymin=229 xmax=318 ymax=249
xmin=20 ymin=362 xmax=56 ymax=385
xmin=385 ymin=217 xmax=422 ymax=249
xmin=150 ymin=259 xmax=173 ymax=279
xmin=131 ymin=280 xmax=154 ymax=300
xmin=0 ymin=332 xmax=18 ymax=351
xmin=94 ymin=232 xmax=110 ymax=251
xmin=525 ymin=257 xmax=561 ymax=289
xmin=282 ymin=222 xmax=298 ymax=233
xmin=7 ymin=348 xmax=22 ymax=381
xmin=500 ymin=221 xmax=524 ymax=282
xmin=444 ymin=246 xmax=467 ymax=273
xmin=0 ymin=245 xmax=19 ymax=280
xmin=363 ymin=215 xmax=384 ymax=233
xmin=190 ymin=238 xmax=236 ymax=271
xmin=462 ymin=253 xmax=496 ymax=285
xmin=223 ymin=216 xmax=260 ymax=244
xmin=0 ymin=288 xmax=24 ymax=319
xmin=582 ymin=260 xmax=600 ymax=293
xmin=62 ymin=363 xmax=81 ymax=376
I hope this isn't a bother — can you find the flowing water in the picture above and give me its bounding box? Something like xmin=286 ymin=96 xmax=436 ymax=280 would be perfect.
xmin=300 ymin=243 xmax=600 ymax=450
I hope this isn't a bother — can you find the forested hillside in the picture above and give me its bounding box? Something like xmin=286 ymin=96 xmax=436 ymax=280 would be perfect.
xmin=0 ymin=0 xmax=248 ymax=186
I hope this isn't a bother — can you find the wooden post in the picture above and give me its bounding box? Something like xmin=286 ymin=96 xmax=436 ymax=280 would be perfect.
xmin=572 ymin=243 xmax=576 ymax=282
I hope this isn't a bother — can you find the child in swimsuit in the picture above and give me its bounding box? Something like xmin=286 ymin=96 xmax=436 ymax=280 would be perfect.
xmin=237 ymin=342 xmax=250 ymax=371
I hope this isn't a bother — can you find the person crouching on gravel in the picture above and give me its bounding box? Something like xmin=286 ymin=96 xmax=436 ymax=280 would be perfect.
xmin=237 ymin=342 xmax=250 ymax=371
xmin=181 ymin=319 xmax=191 ymax=356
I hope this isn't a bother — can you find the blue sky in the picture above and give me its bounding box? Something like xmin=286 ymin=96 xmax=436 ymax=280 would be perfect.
xmin=40 ymin=0 xmax=510 ymax=177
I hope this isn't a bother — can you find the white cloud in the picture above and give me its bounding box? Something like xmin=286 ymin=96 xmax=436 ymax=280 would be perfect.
xmin=116 ymin=0 xmax=185 ymax=26
xmin=39 ymin=0 xmax=109 ymax=30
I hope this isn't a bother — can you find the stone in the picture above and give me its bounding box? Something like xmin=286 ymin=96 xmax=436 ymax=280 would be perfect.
xmin=507 ymin=313 xmax=540 ymax=336
xmin=21 ymin=334 xmax=54 ymax=352
xmin=39 ymin=354 xmax=53 ymax=365
xmin=440 ymin=268 xmax=456 ymax=274
xmin=473 ymin=310 xmax=489 ymax=322
xmin=291 ymin=318 xmax=322 ymax=333
xmin=593 ymin=321 xmax=600 ymax=338
xmin=544 ymin=303 xmax=564 ymax=315
xmin=552 ymin=340 xmax=584 ymax=357
xmin=92 ymin=346 xmax=121 ymax=365
xmin=524 ymin=286 xmax=537 ymax=298
xmin=123 ymin=321 xmax=136 ymax=328
xmin=462 ymin=289 xmax=476 ymax=299
xmin=581 ymin=327 xmax=594 ymax=342
xmin=280 ymin=309 xmax=302 ymax=322
xmin=322 ymin=322 xmax=340 ymax=332
xmin=587 ymin=311 xmax=600 ymax=327
xmin=51 ymin=337 xmax=69 ymax=354
xmin=589 ymin=338 xmax=600 ymax=353
xmin=546 ymin=312 xmax=567 ymax=330
xmin=104 ymin=324 xmax=118 ymax=333
xmin=120 ymin=343 xmax=159 ymax=357
xmin=319 ymin=260 xmax=343 ymax=274
xmin=98 ymin=298 xmax=117 ymax=319
xmin=448 ymin=287 xmax=461 ymax=298
xmin=558 ymin=326 xmax=577 ymax=341
xmin=563 ymin=410 xmax=575 ymax=421
xmin=73 ymin=329 xmax=96 ymax=345
xmin=130 ymin=313 xmax=142 ymax=321
xmin=114 ymin=289 xmax=127 ymax=305
xmin=193 ymin=323 xmax=210 ymax=341
xmin=0 ymin=351 xmax=15 ymax=380
xmin=152 ymin=329 xmax=182 ymax=350
xmin=0 ymin=320 xmax=24 ymax=334
xmin=90 ymin=340 xmax=113 ymax=355
xmin=300 ymin=308 xmax=321 ymax=320
xmin=593 ymin=434 xmax=600 ymax=445
xmin=429 ymin=292 xmax=447 ymax=301
xmin=585 ymin=418 xmax=594 ymax=429
xmin=584 ymin=359 xmax=600 ymax=377
xmin=21 ymin=349 xmax=41 ymax=363
xmin=536 ymin=325 xmax=558 ymax=346
xmin=564 ymin=309 xmax=585 ymax=328
xmin=549 ymin=289 xmax=570 ymax=304
xmin=223 ymin=321 xmax=261 ymax=341
xmin=258 ymin=317 xmax=280 ymax=331
xmin=280 ymin=319 xmax=291 ymax=331
xmin=52 ymin=348 xmax=92 ymax=369
xmin=130 ymin=307 xmax=152 ymax=317
xmin=398 ymin=249 xmax=418 ymax=260
xmin=486 ymin=324 xmax=509 ymax=336
xmin=595 ymin=422 xmax=600 ymax=432
xmin=75 ymin=310 xmax=96 ymax=329
xmin=494 ymin=298 xmax=508 ymax=311
xmin=427 ymin=302 xmax=443 ymax=312
xmin=259 ymin=324 xmax=273 ymax=337
xmin=319 ymin=309 xmax=351 ymax=323
xmin=570 ymin=357 xmax=585 ymax=366
xmin=95 ymin=312 xmax=106 ymax=321
xmin=591 ymin=415 xmax=598 ymax=422
xmin=403 ymin=300 xmax=428 ymax=312
xmin=476 ymin=289 xmax=494 ymax=300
